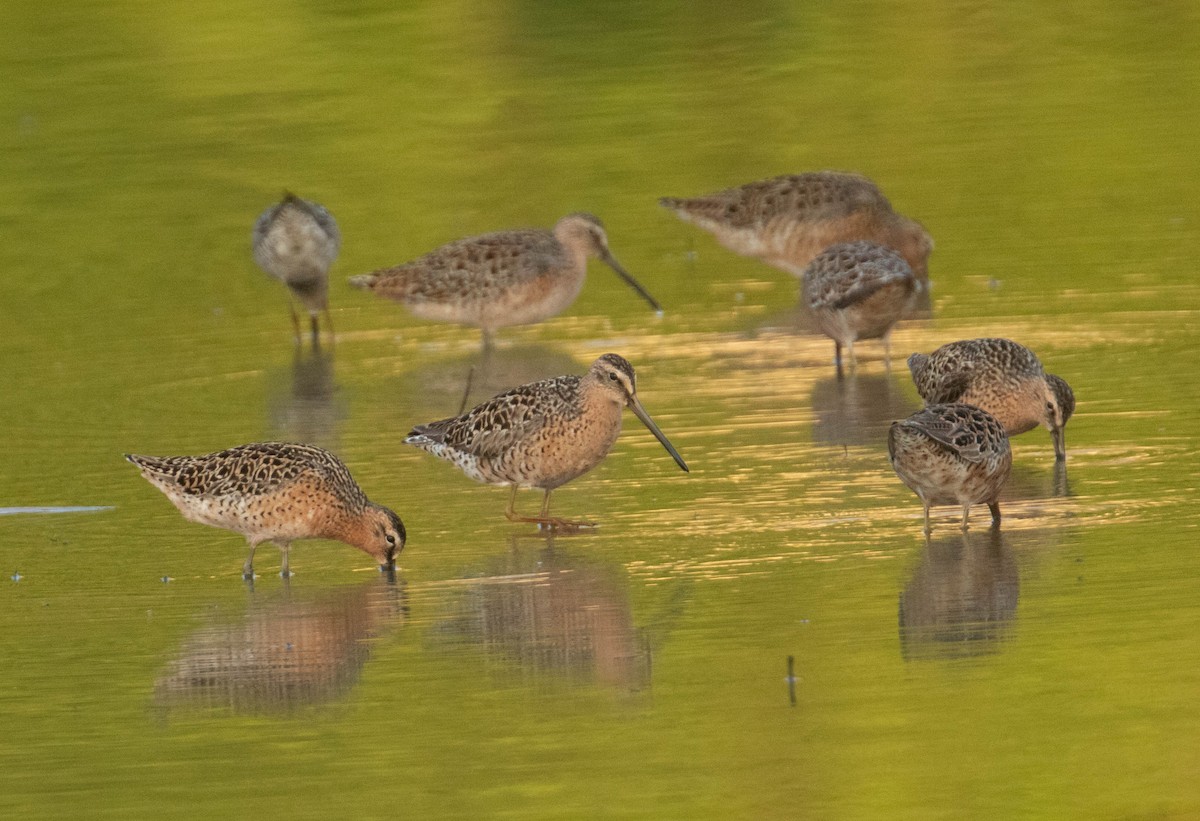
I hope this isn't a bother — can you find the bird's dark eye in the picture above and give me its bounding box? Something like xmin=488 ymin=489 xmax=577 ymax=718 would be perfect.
xmin=385 ymin=534 xmax=396 ymax=545
xmin=608 ymin=372 xmax=619 ymax=382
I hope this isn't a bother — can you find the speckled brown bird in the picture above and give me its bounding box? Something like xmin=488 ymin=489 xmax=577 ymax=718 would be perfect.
xmin=405 ymin=354 xmax=689 ymax=529
xmin=253 ymin=193 xmax=341 ymax=344
xmin=126 ymin=442 xmax=405 ymax=578
xmin=659 ymin=171 xmax=932 ymax=304
xmin=907 ymin=338 xmax=1076 ymax=460
xmin=349 ymin=214 xmax=662 ymax=348
xmin=888 ymin=403 xmax=1013 ymax=534
xmin=802 ymin=240 xmax=919 ymax=375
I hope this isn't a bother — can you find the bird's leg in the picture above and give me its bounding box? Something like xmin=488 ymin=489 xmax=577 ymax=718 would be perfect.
xmin=988 ymin=502 xmax=1002 ymax=528
xmin=834 ymin=342 xmax=845 ymax=380
xmin=922 ymin=502 xmax=932 ymax=536
xmin=309 ymin=313 xmax=321 ymax=349
xmin=322 ymin=306 xmax=334 ymax=348
xmin=882 ymin=333 xmax=892 ymax=372
xmin=278 ymin=542 xmax=292 ymax=578
xmin=288 ymin=301 xmax=302 ymax=345
xmin=457 ymin=365 xmax=475 ymax=415
xmin=243 ymin=539 xmax=258 ymax=579
xmin=960 ymin=504 xmax=971 ymax=532
xmin=505 ymin=487 xmax=595 ymax=530
xmin=504 ymin=485 xmax=522 ymax=521
xmin=538 ymin=490 xmax=597 ymax=531
xmin=847 ymin=339 xmax=858 ymax=372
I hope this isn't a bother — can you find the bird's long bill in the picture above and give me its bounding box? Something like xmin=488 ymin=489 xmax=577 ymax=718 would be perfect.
xmin=629 ymin=396 xmax=689 ymax=472
xmin=601 ymin=250 xmax=663 ymax=313
xmin=1052 ymin=426 xmax=1067 ymax=461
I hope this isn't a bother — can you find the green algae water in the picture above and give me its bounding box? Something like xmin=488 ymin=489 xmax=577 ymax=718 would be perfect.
xmin=2 ymin=1 xmax=1199 ymax=818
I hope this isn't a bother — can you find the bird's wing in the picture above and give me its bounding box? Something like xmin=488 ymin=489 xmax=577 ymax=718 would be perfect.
xmin=905 ymin=405 xmax=992 ymax=464
xmin=410 ymin=376 xmax=580 ymax=460
xmin=354 ymin=229 xmax=557 ymax=302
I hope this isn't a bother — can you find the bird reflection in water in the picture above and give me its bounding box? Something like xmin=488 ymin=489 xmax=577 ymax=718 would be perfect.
xmin=435 ymin=535 xmax=651 ymax=692
xmin=266 ymin=348 xmax=342 ymax=449
xmin=811 ymin=373 xmax=920 ymax=448
xmin=898 ymin=527 xmax=1019 ymax=660
xmin=154 ymin=573 xmax=406 ymax=714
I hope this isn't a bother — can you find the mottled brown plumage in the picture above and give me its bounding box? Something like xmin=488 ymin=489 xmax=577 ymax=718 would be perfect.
xmin=406 ymin=354 xmax=689 ymax=529
xmin=659 ymin=172 xmax=933 ymax=298
xmin=889 ymin=403 xmax=1013 ymax=534
xmin=126 ymin=442 xmax=405 ymax=577
xmin=349 ymin=214 xmax=661 ymax=347
xmin=907 ymin=338 xmax=1075 ymax=460
xmin=802 ymin=240 xmax=918 ymax=374
xmin=252 ymin=193 xmax=341 ymax=344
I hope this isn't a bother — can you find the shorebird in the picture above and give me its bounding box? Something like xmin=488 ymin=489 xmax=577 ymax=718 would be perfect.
xmin=405 ymin=353 xmax=689 ymax=529
xmin=126 ymin=442 xmax=405 ymax=578
xmin=659 ymin=171 xmax=932 ymax=305
xmin=802 ymin=240 xmax=919 ymax=375
xmin=252 ymin=193 xmax=341 ymax=345
xmin=888 ymin=403 xmax=1013 ymax=534
xmin=349 ymin=214 xmax=662 ymax=348
xmin=907 ymin=338 xmax=1076 ymax=460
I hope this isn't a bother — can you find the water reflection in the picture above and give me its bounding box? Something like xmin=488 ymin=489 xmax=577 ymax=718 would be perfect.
xmin=266 ymin=349 xmax=342 ymax=448
xmin=811 ymin=373 xmax=920 ymax=448
xmin=409 ymin=344 xmax=582 ymax=414
xmin=154 ymin=574 xmax=406 ymax=715
xmin=1003 ymin=460 xmax=1071 ymax=501
xmin=433 ymin=536 xmax=650 ymax=692
xmin=898 ymin=528 xmax=1019 ymax=660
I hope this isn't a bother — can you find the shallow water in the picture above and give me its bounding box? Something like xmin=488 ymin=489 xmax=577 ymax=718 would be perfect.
xmin=3 ymin=2 xmax=1200 ymax=819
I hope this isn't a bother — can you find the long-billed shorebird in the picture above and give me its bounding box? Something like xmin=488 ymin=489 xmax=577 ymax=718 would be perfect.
xmin=907 ymin=338 xmax=1076 ymax=460
xmin=888 ymin=403 xmax=1013 ymax=534
xmin=405 ymin=353 xmax=689 ymax=529
xmin=126 ymin=442 xmax=405 ymax=578
xmin=252 ymin=193 xmax=341 ymax=345
xmin=802 ymin=240 xmax=919 ymax=375
xmin=659 ymin=171 xmax=932 ymax=304
xmin=349 ymin=214 xmax=662 ymax=348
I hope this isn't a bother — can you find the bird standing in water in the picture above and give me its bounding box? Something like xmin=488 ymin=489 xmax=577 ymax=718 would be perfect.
xmin=888 ymin=403 xmax=1013 ymax=534
xmin=907 ymin=338 xmax=1075 ymax=460
xmin=126 ymin=442 xmax=405 ymax=578
xmin=349 ymin=214 xmax=662 ymax=349
xmin=659 ymin=170 xmax=933 ymax=311
xmin=802 ymin=240 xmax=919 ymax=376
xmin=405 ymin=354 xmax=689 ymax=529
xmin=253 ymin=193 xmax=341 ymax=346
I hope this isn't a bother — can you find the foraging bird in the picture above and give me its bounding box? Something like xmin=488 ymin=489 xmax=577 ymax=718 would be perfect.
xmin=907 ymin=338 xmax=1075 ymax=460
xmin=126 ymin=442 xmax=405 ymax=578
xmin=252 ymin=193 xmax=341 ymax=344
xmin=888 ymin=403 xmax=1013 ymax=534
xmin=801 ymin=240 xmax=918 ymax=375
xmin=659 ymin=171 xmax=932 ymax=305
xmin=405 ymin=353 xmax=689 ymax=529
xmin=349 ymin=214 xmax=662 ymax=348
